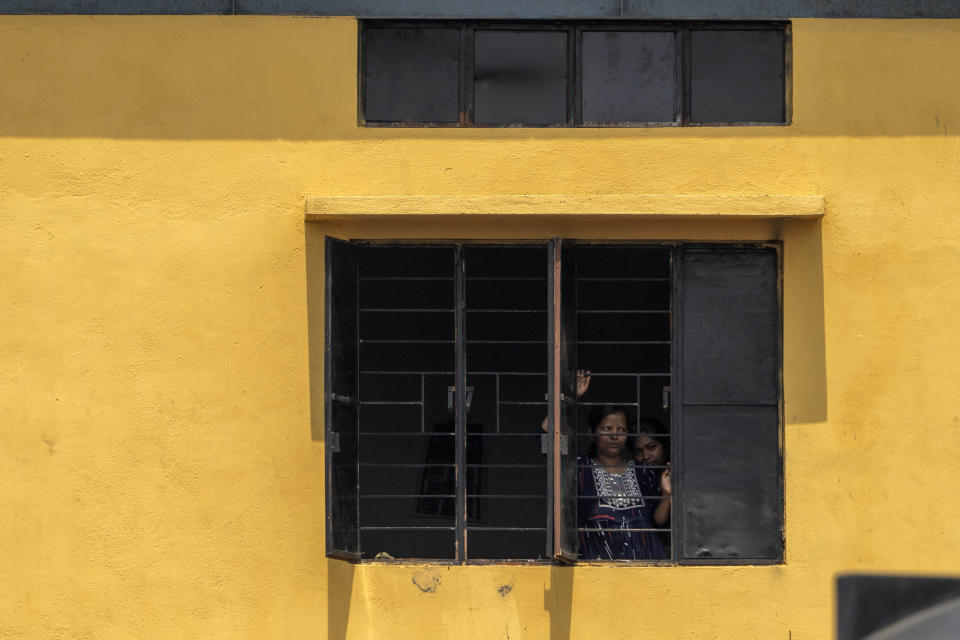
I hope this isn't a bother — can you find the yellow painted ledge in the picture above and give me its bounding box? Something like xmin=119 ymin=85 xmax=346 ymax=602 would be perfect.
xmin=305 ymin=194 xmax=825 ymax=220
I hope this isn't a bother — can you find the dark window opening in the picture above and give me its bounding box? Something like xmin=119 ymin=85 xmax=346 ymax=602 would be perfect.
xmin=325 ymin=240 xmax=783 ymax=564
xmin=360 ymin=21 xmax=789 ymax=127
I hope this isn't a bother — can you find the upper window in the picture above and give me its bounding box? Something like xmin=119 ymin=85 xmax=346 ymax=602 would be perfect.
xmin=360 ymin=21 xmax=790 ymax=127
xmin=324 ymin=240 xmax=783 ymax=564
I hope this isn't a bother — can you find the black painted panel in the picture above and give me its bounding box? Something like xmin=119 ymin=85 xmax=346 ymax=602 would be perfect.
xmin=364 ymin=27 xmax=460 ymax=123
xmin=690 ymin=29 xmax=785 ymax=123
xmin=581 ymin=30 xmax=675 ymax=123
xmin=681 ymin=405 xmax=780 ymax=560
xmin=474 ymin=30 xmax=567 ymax=125
xmin=681 ymin=247 xmax=778 ymax=406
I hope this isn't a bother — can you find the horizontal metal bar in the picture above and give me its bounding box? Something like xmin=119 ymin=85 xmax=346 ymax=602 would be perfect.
xmin=497 ymin=401 xmax=547 ymax=405
xmin=361 ymin=526 xmax=456 ymax=531
xmin=586 ymin=372 xmax=670 ymax=377
xmin=469 ymin=371 xmax=546 ymax=376
xmin=578 ymin=340 xmax=670 ymax=345
xmin=361 ymin=339 xmax=454 ymax=344
xmin=360 ymin=308 xmax=454 ymax=313
xmin=466 ymin=495 xmax=547 ymax=499
xmin=465 ymin=276 xmax=546 ymax=281
xmin=362 ymin=494 xmax=456 ymax=499
xmin=466 ymin=527 xmax=548 ymax=532
xmin=360 ymin=463 xmax=455 ymax=468
xmin=465 ymin=340 xmax=546 ymax=344
xmin=466 ymin=309 xmax=546 ymax=313
xmin=360 ymin=371 xmax=455 ymax=375
xmin=466 ymin=464 xmax=547 ymax=469
xmin=360 ymin=401 xmax=423 ymax=405
xmin=360 ymin=432 xmax=452 ymax=437
xmin=360 ymin=277 xmax=453 ymax=281
xmin=577 ymin=310 xmax=669 ymax=314
xmin=577 ymin=277 xmax=670 ymax=282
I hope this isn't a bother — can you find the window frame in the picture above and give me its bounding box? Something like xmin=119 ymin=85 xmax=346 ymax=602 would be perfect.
xmin=324 ymin=238 xmax=784 ymax=565
xmin=358 ymin=20 xmax=792 ymax=128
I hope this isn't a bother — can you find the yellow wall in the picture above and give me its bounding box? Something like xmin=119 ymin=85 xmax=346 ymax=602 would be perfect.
xmin=2 ymin=15 xmax=960 ymax=639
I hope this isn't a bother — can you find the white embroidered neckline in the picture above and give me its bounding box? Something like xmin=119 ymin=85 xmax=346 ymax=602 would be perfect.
xmin=591 ymin=459 xmax=644 ymax=510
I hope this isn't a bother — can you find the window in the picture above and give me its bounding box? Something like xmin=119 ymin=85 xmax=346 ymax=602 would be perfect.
xmin=361 ymin=21 xmax=789 ymax=127
xmin=325 ymin=239 xmax=783 ymax=564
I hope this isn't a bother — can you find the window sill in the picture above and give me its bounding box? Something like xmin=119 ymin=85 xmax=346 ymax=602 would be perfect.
xmin=305 ymin=194 xmax=825 ymax=221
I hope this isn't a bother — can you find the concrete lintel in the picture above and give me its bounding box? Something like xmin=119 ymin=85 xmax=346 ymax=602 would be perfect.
xmin=305 ymin=194 xmax=826 ymax=220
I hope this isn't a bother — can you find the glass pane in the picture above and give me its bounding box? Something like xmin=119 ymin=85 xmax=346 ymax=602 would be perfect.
xmin=690 ymin=29 xmax=785 ymax=123
xmin=463 ymin=246 xmax=550 ymax=559
xmin=474 ymin=30 xmax=568 ymax=125
xmin=356 ymin=246 xmax=456 ymax=559
xmin=364 ymin=27 xmax=460 ymax=123
xmin=582 ymin=30 xmax=676 ymax=123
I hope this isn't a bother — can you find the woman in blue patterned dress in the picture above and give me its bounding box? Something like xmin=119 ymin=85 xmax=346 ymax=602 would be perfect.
xmin=578 ymin=405 xmax=671 ymax=560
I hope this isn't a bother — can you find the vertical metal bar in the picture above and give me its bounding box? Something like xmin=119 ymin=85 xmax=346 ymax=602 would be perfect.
xmin=495 ymin=373 xmax=500 ymax=434
xmin=670 ymin=245 xmax=682 ymax=563
xmin=421 ymin=373 xmax=425 ymax=434
xmin=545 ymin=240 xmax=556 ymax=557
xmin=462 ymin=26 xmax=475 ymax=126
xmin=568 ymin=26 xmax=579 ymax=126
xmin=551 ymin=241 xmax=563 ymax=557
xmin=680 ymin=27 xmax=692 ymax=125
xmin=454 ymin=245 xmax=467 ymax=561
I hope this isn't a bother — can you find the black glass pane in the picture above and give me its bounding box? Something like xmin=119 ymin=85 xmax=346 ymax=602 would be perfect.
xmin=358 ymin=246 xmax=455 ymax=278
xmin=576 ymin=246 xmax=671 ymax=278
xmin=364 ymin=28 xmax=460 ymax=123
xmin=361 ymin=529 xmax=455 ymax=560
xmin=690 ymin=29 xmax=785 ymax=123
xmin=582 ymin=30 xmax=676 ymax=123
xmin=474 ymin=30 xmax=567 ymax=125
xmin=467 ymin=530 xmax=545 ymax=560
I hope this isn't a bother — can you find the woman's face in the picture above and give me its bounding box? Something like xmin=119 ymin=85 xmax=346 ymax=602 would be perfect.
xmin=633 ymin=435 xmax=666 ymax=466
xmin=592 ymin=412 xmax=628 ymax=459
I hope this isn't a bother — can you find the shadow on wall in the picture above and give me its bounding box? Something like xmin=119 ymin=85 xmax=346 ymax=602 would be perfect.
xmin=326 ymin=558 xmax=355 ymax=640
xmin=545 ymin=565 xmax=574 ymax=640
xmin=1 ymin=18 xmax=959 ymax=139
xmin=781 ymin=217 xmax=828 ymax=425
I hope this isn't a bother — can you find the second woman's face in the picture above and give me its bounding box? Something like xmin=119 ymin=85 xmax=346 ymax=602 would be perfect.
xmin=592 ymin=412 xmax=628 ymax=458
xmin=633 ymin=435 xmax=665 ymax=466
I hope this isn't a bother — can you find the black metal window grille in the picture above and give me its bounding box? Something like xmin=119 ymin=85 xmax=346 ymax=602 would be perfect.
xmin=325 ymin=239 xmax=784 ymax=564
xmin=360 ymin=21 xmax=790 ymax=127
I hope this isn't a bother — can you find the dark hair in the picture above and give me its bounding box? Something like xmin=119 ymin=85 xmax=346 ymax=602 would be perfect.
xmin=631 ymin=416 xmax=671 ymax=465
xmin=585 ymin=405 xmax=631 ymax=458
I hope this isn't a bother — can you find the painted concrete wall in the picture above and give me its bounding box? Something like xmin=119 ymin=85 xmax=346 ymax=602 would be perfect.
xmin=2 ymin=16 xmax=959 ymax=640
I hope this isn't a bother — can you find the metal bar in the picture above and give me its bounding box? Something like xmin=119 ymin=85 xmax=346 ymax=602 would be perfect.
xmin=465 ymin=340 xmax=547 ymax=344
xmin=361 ymin=526 xmax=456 ymax=531
xmin=464 ymin=527 xmax=548 ymax=532
xmin=671 ymin=244 xmax=682 ymax=564
xmin=454 ymin=245 xmax=467 ymax=561
xmin=361 ymin=370 xmax=455 ymax=375
xmin=497 ymin=401 xmax=547 ymax=405
xmin=577 ymin=277 xmax=670 ymax=282
xmin=551 ymin=239 xmax=563 ymax=558
xmin=466 ymin=309 xmax=546 ymax=313
xmin=495 ymin=373 xmax=500 ymax=433
xmin=358 ymin=277 xmax=454 ymax=281
xmin=465 ymin=276 xmax=546 ymax=281
xmin=360 ymin=308 xmax=454 ymax=312
xmin=576 ymin=309 xmax=669 ymax=314
xmin=360 ymin=339 xmax=454 ymax=344
xmin=359 ymin=401 xmax=422 ymax=406
xmin=579 ymin=340 xmax=670 ymax=345
xmin=420 ymin=374 xmax=425 ymax=434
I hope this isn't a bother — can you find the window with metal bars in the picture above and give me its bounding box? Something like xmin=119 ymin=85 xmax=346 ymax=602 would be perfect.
xmin=325 ymin=239 xmax=783 ymax=564
xmin=360 ymin=21 xmax=790 ymax=127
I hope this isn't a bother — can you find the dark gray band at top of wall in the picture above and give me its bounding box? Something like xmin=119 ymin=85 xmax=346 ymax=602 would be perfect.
xmin=4 ymin=0 xmax=960 ymax=17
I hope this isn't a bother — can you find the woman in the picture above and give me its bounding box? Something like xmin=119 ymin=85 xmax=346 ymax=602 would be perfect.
xmin=632 ymin=417 xmax=671 ymax=481
xmin=577 ymin=405 xmax=670 ymax=560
